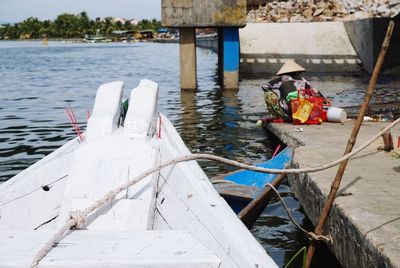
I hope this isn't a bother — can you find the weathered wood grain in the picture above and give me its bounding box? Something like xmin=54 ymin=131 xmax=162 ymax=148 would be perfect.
xmin=0 ymin=230 xmax=221 ymax=267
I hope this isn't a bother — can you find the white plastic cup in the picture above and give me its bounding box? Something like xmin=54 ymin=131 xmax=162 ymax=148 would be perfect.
xmin=327 ymin=107 xmax=347 ymax=123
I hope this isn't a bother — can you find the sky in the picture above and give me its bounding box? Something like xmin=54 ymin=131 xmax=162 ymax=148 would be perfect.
xmin=0 ymin=0 xmax=161 ymax=23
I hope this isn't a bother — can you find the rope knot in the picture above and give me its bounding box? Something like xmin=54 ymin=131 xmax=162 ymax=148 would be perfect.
xmin=106 ymin=191 xmax=117 ymax=202
xmin=307 ymin=232 xmax=333 ymax=243
xmin=69 ymin=210 xmax=87 ymax=229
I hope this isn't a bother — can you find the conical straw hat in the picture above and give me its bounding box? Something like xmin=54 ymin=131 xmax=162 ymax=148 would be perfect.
xmin=276 ymin=60 xmax=306 ymax=75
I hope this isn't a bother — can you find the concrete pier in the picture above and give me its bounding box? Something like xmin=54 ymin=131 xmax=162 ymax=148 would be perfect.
xmin=265 ymin=121 xmax=400 ymax=268
xmin=161 ymin=0 xmax=246 ymax=90
xmin=221 ymin=28 xmax=240 ymax=89
xmin=179 ymin=28 xmax=197 ymax=90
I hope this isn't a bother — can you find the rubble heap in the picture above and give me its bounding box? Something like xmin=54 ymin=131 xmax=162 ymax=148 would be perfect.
xmin=247 ymin=0 xmax=400 ymax=22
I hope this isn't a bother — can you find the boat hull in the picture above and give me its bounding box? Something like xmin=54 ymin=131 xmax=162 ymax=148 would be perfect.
xmin=213 ymin=147 xmax=293 ymax=214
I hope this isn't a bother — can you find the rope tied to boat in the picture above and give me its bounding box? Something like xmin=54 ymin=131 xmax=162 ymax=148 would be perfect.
xmin=307 ymin=233 xmax=332 ymax=243
xmin=30 ymin=118 xmax=400 ymax=267
xmin=68 ymin=210 xmax=87 ymax=229
xmin=265 ymin=183 xmax=333 ymax=244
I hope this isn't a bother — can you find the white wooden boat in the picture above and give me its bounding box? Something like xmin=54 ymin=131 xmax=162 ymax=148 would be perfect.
xmin=0 ymin=80 xmax=277 ymax=267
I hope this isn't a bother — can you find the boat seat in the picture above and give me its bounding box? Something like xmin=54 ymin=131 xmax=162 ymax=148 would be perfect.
xmin=0 ymin=230 xmax=221 ymax=267
xmin=86 ymin=81 xmax=123 ymax=141
xmin=59 ymin=135 xmax=158 ymax=231
xmin=57 ymin=194 xmax=153 ymax=231
xmin=124 ymin=79 xmax=158 ymax=137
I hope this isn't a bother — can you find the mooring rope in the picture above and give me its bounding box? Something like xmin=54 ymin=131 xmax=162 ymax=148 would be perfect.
xmin=31 ymin=118 xmax=400 ymax=267
xmin=265 ymin=183 xmax=332 ymax=243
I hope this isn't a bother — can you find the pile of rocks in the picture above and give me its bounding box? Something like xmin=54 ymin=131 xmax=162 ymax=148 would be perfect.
xmin=247 ymin=0 xmax=400 ymax=23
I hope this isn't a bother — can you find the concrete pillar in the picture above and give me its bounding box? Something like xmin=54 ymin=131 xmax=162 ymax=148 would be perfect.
xmin=179 ymin=28 xmax=197 ymax=90
xmin=217 ymin=28 xmax=224 ymax=88
xmin=222 ymin=27 xmax=240 ymax=90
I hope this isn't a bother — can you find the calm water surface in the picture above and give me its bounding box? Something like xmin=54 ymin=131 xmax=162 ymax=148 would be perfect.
xmin=0 ymin=41 xmax=361 ymax=267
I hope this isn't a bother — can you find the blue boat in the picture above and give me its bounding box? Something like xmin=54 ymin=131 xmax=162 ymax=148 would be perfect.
xmin=213 ymin=147 xmax=294 ymax=217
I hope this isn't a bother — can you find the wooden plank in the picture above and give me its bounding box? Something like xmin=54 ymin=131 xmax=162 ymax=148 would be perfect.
xmin=57 ymin=198 xmax=152 ymax=231
xmin=155 ymin=177 xmax=237 ymax=268
xmin=58 ymin=134 xmax=159 ymax=230
xmin=211 ymin=147 xmax=293 ymax=201
xmin=0 ymin=137 xmax=77 ymax=192
xmin=238 ymin=173 xmax=286 ymax=229
xmin=219 ymin=147 xmax=293 ymax=188
xmin=124 ymin=79 xmax=158 ymax=137
xmin=0 ymin=148 xmax=75 ymax=230
xmin=238 ymin=149 xmax=294 ymax=229
xmin=0 ymin=230 xmax=221 ymax=267
xmin=86 ymin=81 xmax=123 ymax=141
xmin=154 ymin=113 xmax=277 ymax=268
xmin=213 ymin=182 xmax=257 ymax=201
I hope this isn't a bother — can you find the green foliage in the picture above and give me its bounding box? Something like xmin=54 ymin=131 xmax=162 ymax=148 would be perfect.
xmin=0 ymin=12 xmax=162 ymax=40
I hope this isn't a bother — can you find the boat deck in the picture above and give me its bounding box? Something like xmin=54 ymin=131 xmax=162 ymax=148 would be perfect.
xmin=0 ymin=230 xmax=221 ymax=267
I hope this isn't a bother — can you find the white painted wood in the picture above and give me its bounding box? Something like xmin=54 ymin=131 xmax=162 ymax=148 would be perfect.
xmin=57 ymin=197 xmax=152 ymax=231
xmin=58 ymin=134 xmax=159 ymax=230
xmin=124 ymin=79 xmax=158 ymax=138
xmin=86 ymin=81 xmax=123 ymax=141
xmin=0 ymin=138 xmax=78 ymax=230
xmin=154 ymin=113 xmax=278 ymax=268
xmin=0 ymin=230 xmax=221 ymax=267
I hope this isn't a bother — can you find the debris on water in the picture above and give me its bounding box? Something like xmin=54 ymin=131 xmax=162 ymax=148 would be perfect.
xmin=363 ymin=116 xmax=374 ymax=122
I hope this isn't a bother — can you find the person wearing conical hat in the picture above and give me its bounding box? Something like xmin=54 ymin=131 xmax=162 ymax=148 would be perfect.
xmin=276 ymin=59 xmax=306 ymax=75
xmin=262 ymin=60 xmax=311 ymax=120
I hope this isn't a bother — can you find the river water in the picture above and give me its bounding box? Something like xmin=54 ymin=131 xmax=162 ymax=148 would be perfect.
xmin=6 ymin=40 xmax=398 ymax=267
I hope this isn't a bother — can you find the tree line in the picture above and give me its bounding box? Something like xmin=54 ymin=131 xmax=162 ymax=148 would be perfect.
xmin=0 ymin=11 xmax=162 ymax=40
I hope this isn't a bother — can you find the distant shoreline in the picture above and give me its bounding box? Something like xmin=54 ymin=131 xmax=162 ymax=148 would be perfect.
xmin=0 ymin=38 xmax=83 ymax=41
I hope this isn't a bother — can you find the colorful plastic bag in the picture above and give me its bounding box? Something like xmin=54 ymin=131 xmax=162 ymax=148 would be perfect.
xmin=292 ymin=99 xmax=313 ymax=123
xmin=290 ymin=89 xmax=324 ymax=125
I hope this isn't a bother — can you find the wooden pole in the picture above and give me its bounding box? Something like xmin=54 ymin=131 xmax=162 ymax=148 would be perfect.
xmin=305 ymin=20 xmax=394 ymax=268
xmin=238 ymin=173 xmax=286 ymax=229
xmin=381 ymin=131 xmax=394 ymax=151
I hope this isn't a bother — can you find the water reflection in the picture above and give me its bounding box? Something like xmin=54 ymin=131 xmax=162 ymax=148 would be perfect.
xmin=180 ymin=90 xmax=200 ymax=144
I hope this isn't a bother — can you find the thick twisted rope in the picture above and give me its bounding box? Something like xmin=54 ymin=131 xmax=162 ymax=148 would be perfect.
xmin=31 ymin=118 xmax=399 ymax=267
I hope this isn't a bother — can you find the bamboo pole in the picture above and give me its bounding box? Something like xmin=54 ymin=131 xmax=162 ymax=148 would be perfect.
xmin=305 ymin=20 xmax=395 ymax=268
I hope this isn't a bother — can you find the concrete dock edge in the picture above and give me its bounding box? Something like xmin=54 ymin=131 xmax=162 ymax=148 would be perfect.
xmin=265 ymin=122 xmax=400 ymax=268
xmin=239 ymin=22 xmax=362 ymax=74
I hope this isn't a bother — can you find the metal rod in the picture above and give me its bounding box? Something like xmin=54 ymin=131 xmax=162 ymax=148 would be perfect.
xmin=305 ymin=20 xmax=395 ymax=267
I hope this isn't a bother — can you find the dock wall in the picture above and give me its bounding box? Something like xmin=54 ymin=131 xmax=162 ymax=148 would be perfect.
xmin=265 ymin=122 xmax=400 ymax=268
xmin=196 ymin=36 xmax=218 ymax=52
xmin=286 ymin=169 xmax=395 ymax=268
xmin=344 ymin=17 xmax=400 ymax=74
xmin=152 ymin=36 xmax=218 ymax=52
xmin=239 ymin=22 xmax=363 ymax=74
